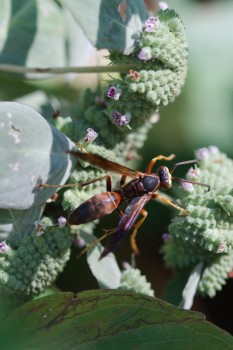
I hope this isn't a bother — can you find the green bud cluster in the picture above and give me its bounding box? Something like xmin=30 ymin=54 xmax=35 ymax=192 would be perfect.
xmin=0 ymin=225 xmax=71 ymax=306
xmin=198 ymin=253 xmax=233 ymax=297
xmin=162 ymin=148 xmax=233 ymax=297
xmin=55 ymin=88 xmax=154 ymax=156
xmin=108 ymin=9 xmax=188 ymax=127
xmin=119 ymin=267 xmax=155 ymax=297
xmin=54 ymin=89 xmax=126 ymax=149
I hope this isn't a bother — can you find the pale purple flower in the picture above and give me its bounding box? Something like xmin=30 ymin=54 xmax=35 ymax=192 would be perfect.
xmin=106 ymin=86 xmax=122 ymax=100
xmin=181 ymin=182 xmax=194 ymax=192
xmin=58 ymin=216 xmax=67 ymax=227
xmin=34 ymin=221 xmax=47 ymax=236
xmin=217 ymin=241 xmax=226 ymax=254
xmin=122 ymin=261 xmax=131 ymax=270
xmin=138 ymin=47 xmax=152 ymax=61
xmin=0 ymin=241 xmax=10 ymax=253
xmin=73 ymin=236 xmax=86 ymax=248
xmin=84 ymin=128 xmax=98 ymax=143
xmin=145 ymin=16 xmax=160 ymax=32
xmin=112 ymin=111 xmax=131 ymax=127
xmin=195 ymin=147 xmax=209 ymax=160
xmin=187 ymin=167 xmax=200 ymax=180
xmin=208 ymin=145 xmax=219 ymax=154
xmin=159 ymin=2 xmax=169 ymax=10
xmin=162 ymin=233 xmax=171 ymax=241
xmin=149 ymin=113 xmax=160 ymax=124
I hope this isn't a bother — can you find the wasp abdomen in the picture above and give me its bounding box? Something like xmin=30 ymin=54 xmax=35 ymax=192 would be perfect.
xmin=68 ymin=192 xmax=121 ymax=225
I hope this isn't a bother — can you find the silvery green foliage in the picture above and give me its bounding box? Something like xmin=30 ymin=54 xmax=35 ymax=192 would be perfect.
xmin=119 ymin=267 xmax=155 ymax=297
xmin=0 ymin=102 xmax=75 ymax=305
xmin=162 ymin=147 xmax=233 ymax=297
xmin=108 ymin=9 xmax=188 ymax=128
xmin=0 ymin=102 xmax=75 ymax=210
xmin=0 ymin=222 xmax=71 ymax=307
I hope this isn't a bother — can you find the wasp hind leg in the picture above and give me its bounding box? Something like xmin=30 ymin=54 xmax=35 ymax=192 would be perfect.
xmin=130 ymin=209 xmax=148 ymax=255
xmin=76 ymin=229 xmax=115 ymax=259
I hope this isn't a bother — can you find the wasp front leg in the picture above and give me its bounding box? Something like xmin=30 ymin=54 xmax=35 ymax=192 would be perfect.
xmin=146 ymin=154 xmax=175 ymax=174
xmin=152 ymin=193 xmax=189 ymax=216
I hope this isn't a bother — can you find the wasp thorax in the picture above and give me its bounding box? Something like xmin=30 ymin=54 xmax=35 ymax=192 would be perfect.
xmin=158 ymin=166 xmax=172 ymax=191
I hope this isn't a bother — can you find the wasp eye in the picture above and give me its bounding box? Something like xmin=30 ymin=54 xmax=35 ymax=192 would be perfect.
xmin=158 ymin=166 xmax=172 ymax=191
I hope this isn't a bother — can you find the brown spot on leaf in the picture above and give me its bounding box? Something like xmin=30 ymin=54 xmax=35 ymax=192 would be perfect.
xmin=118 ymin=0 xmax=127 ymax=22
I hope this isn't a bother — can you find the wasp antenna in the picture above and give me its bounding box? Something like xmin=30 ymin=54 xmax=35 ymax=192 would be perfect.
xmin=169 ymin=159 xmax=199 ymax=175
xmin=172 ymin=177 xmax=210 ymax=192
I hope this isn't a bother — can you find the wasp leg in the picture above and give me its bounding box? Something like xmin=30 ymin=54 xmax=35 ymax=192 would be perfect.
xmin=146 ymin=154 xmax=176 ymax=174
xmin=77 ymin=229 xmax=115 ymax=259
xmin=120 ymin=175 xmax=127 ymax=187
xmin=79 ymin=175 xmax=112 ymax=191
xmin=152 ymin=193 xmax=189 ymax=216
xmin=130 ymin=209 xmax=148 ymax=255
xmin=38 ymin=174 xmax=112 ymax=191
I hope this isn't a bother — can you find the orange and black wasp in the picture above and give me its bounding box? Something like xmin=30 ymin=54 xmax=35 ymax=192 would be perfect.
xmin=58 ymin=146 xmax=209 ymax=259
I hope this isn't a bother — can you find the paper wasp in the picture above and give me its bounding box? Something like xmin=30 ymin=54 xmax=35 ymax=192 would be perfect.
xmin=40 ymin=146 xmax=210 ymax=259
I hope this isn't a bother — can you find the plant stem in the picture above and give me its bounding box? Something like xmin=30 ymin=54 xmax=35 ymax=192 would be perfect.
xmin=0 ymin=64 xmax=132 ymax=75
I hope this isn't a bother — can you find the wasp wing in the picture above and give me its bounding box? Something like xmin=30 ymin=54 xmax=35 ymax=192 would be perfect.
xmin=100 ymin=194 xmax=151 ymax=259
xmin=68 ymin=150 xmax=142 ymax=178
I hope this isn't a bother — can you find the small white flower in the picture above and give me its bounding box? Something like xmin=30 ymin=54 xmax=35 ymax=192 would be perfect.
xmin=159 ymin=2 xmax=169 ymax=10
xmin=195 ymin=147 xmax=209 ymax=160
xmin=217 ymin=241 xmax=226 ymax=254
xmin=112 ymin=111 xmax=131 ymax=127
xmin=58 ymin=216 xmax=67 ymax=227
xmin=106 ymin=86 xmax=122 ymax=100
xmin=138 ymin=47 xmax=152 ymax=61
xmin=73 ymin=236 xmax=86 ymax=248
xmin=84 ymin=128 xmax=98 ymax=143
xmin=34 ymin=221 xmax=47 ymax=236
xmin=181 ymin=182 xmax=194 ymax=192
xmin=208 ymin=145 xmax=219 ymax=154
xmin=0 ymin=241 xmax=10 ymax=253
xmin=145 ymin=16 xmax=160 ymax=32
xmin=187 ymin=167 xmax=200 ymax=180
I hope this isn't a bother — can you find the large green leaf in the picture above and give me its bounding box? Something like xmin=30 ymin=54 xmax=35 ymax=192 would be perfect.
xmin=0 ymin=102 xmax=75 ymax=210
xmin=5 ymin=290 xmax=233 ymax=349
xmin=0 ymin=0 xmax=66 ymax=70
xmin=0 ymin=205 xmax=44 ymax=245
xmin=59 ymin=0 xmax=148 ymax=54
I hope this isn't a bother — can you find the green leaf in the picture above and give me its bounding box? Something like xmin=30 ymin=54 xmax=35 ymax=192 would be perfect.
xmin=59 ymin=0 xmax=148 ymax=54
xmin=0 ymin=0 xmax=66 ymax=70
xmin=179 ymin=262 xmax=204 ymax=310
xmin=0 ymin=205 xmax=44 ymax=245
xmin=81 ymin=231 xmax=122 ymax=289
xmin=6 ymin=290 xmax=233 ymax=349
xmin=0 ymin=102 xmax=75 ymax=210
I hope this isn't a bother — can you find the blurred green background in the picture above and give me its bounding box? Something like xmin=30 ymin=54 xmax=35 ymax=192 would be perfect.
xmin=146 ymin=0 xmax=233 ymax=158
